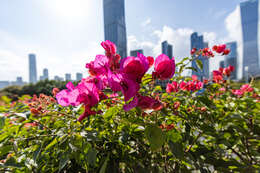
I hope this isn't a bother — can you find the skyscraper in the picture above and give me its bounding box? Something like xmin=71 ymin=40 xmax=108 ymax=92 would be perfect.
xmin=190 ymin=32 xmax=209 ymax=80
xmin=220 ymin=60 xmax=225 ymax=68
xmin=103 ymin=0 xmax=127 ymax=58
xmin=65 ymin=73 xmax=72 ymax=81
xmin=130 ymin=49 xmax=143 ymax=57
xmin=29 ymin=54 xmax=37 ymax=83
xmin=76 ymin=73 xmax=83 ymax=81
xmin=240 ymin=0 xmax=260 ymax=77
xmin=43 ymin=68 xmax=49 ymax=80
xmin=162 ymin=41 xmax=173 ymax=59
xmin=225 ymin=42 xmax=237 ymax=80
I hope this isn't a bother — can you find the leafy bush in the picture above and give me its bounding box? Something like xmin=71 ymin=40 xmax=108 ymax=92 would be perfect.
xmin=0 ymin=41 xmax=259 ymax=173
xmin=0 ymin=80 xmax=74 ymax=100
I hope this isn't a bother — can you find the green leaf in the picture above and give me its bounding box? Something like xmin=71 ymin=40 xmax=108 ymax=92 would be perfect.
xmin=196 ymin=59 xmax=203 ymax=70
xmin=104 ymin=107 xmax=118 ymax=119
xmin=168 ymin=140 xmax=184 ymax=159
xmin=45 ymin=138 xmax=58 ymax=151
xmin=86 ymin=147 xmax=97 ymax=166
xmin=185 ymin=66 xmax=198 ymax=72
xmin=99 ymin=155 xmax=109 ymax=173
xmin=0 ymin=145 xmax=12 ymax=156
xmin=59 ymin=153 xmax=69 ymax=172
xmin=0 ymin=117 xmax=5 ymax=130
xmin=145 ymin=125 xmax=165 ymax=151
xmin=4 ymin=157 xmax=22 ymax=168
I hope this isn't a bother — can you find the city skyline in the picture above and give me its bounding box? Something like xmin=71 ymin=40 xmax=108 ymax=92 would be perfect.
xmin=0 ymin=0 xmax=255 ymax=82
xmin=240 ymin=0 xmax=260 ymax=77
xmin=191 ymin=32 xmax=209 ymax=80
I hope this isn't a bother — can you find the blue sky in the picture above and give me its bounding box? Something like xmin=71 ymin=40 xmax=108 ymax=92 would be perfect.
xmin=0 ymin=0 xmax=246 ymax=81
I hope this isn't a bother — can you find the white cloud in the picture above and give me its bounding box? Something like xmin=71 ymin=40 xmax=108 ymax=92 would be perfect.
xmin=141 ymin=18 xmax=151 ymax=27
xmin=152 ymin=26 xmax=194 ymax=63
xmin=0 ymin=29 xmax=103 ymax=82
xmin=225 ymin=6 xmax=243 ymax=79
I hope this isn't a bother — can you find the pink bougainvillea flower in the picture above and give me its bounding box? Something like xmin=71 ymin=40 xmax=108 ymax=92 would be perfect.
xmin=123 ymin=94 xmax=163 ymax=112
xmin=202 ymin=48 xmax=214 ymax=58
xmin=153 ymin=54 xmax=175 ymax=80
xmin=123 ymin=96 xmax=138 ymax=112
xmin=192 ymin=75 xmax=198 ymax=81
xmin=147 ymin=56 xmax=154 ymax=67
xmin=85 ymin=55 xmax=109 ymax=76
xmin=120 ymin=74 xmax=140 ymax=101
xmin=219 ymin=87 xmax=226 ymax=92
xmin=78 ymin=105 xmax=97 ymax=122
xmin=76 ymin=81 xmax=100 ymax=107
xmin=56 ymin=82 xmax=80 ymax=107
xmin=166 ymin=81 xmax=179 ymax=93
xmin=223 ymin=49 xmax=230 ymax=55
xmin=191 ymin=48 xmax=197 ymax=55
xmin=240 ymin=84 xmax=253 ymax=93
xmin=213 ymin=44 xmax=226 ymax=54
xmin=179 ymin=81 xmax=187 ymax=91
xmin=120 ymin=53 xmax=149 ymax=82
xmin=101 ymin=40 xmax=117 ymax=56
xmin=195 ymin=81 xmax=203 ymax=90
xmin=232 ymin=89 xmax=244 ymax=96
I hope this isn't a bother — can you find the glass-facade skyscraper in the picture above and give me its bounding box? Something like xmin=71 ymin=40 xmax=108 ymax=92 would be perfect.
xmin=225 ymin=42 xmax=237 ymax=80
xmin=162 ymin=41 xmax=173 ymax=59
xmin=29 ymin=54 xmax=37 ymax=83
xmin=240 ymin=0 xmax=260 ymax=77
xmin=103 ymin=0 xmax=127 ymax=58
xmin=190 ymin=32 xmax=209 ymax=80
xmin=130 ymin=49 xmax=143 ymax=57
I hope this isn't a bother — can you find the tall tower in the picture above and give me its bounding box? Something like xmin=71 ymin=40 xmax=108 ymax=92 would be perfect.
xmin=29 ymin=54 xmax=37 ymax=83
xmin=191 ymin=32 xmax=209 ymax=80
xmin=240 ymin=0 xmax=260 ymax=77
xmin=162 ymin=41 xmax=173 ymax=59
xmin=43 ymin=68 xmax=49 ymax=80
xmin=225 ymin=42 xmax=237 ymax=80
xmin=103 ymin=0 xmax=127 ymax=58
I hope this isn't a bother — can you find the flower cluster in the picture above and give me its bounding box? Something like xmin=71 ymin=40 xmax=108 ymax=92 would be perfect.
xmin=191 ymin=44 xmax=230 ymax=58
xmin=212 ymin=44 xmax=230 ymax=55
xmin=56 ymin=40 xmax=175 ymax=121
xmin=212 ymin=65 xmax=235 ymax=83
xmin=191 ymin=48 xmax=214 ymax=58
xmin=27 ymin=94 xmax=56 ymax=115
xmin=166 ymin=75 xmax=203 ymax=93
xmin=232 ymin=84 xmax=254 ymax=96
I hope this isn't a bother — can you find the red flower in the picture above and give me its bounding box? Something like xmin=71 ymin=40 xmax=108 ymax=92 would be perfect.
xmin=153 ymin=54 xmax=175 ymax=80
xmin=223 ymin=49 xmax=230 ymax=55
xmin=191 ymin=48 xmax=197 ymax=55
xmin=147 ymin=56 xmax=154 ymax=67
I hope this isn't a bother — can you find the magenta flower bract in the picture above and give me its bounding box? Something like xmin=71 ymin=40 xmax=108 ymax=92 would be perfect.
xmin=56 ymin=82 xmax=80 ymax=107
xmin=101 ymin=40 xmax=117 ymax=56
xmin=120 ymin=53 xmax=149 ymax=82
xmin=153 ymin=54 xmax=175 ymax=80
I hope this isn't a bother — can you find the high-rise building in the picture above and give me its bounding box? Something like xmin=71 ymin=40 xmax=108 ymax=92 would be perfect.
xmin=43 ymin=68 xmax=49 ymax=80
xmin=240 ymin=0 xmax=260 ymax=77
xmin=76 ymin=73 xmax=83 ymax=81
xmin=103 ymin=0 xmax=127 ymax=58
xmin=162 ymin=41 xmax=173 ymax=59
xmin=54 ymin=76 xmax=64 ymax=81
xmin=29 ymin=54 xmax=37 ymax=83
xmin=65 ymin=73 xmax=72 ymax=81
xmin=220 ymin=61 xmax=225 ymax=68
xmin=130 ymin=49 xmax=143 ymax=57
xmin=190 ymin=32 xmax=209 ymax=80
xmin=225 ymin=42 xmax=237 ymax=80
